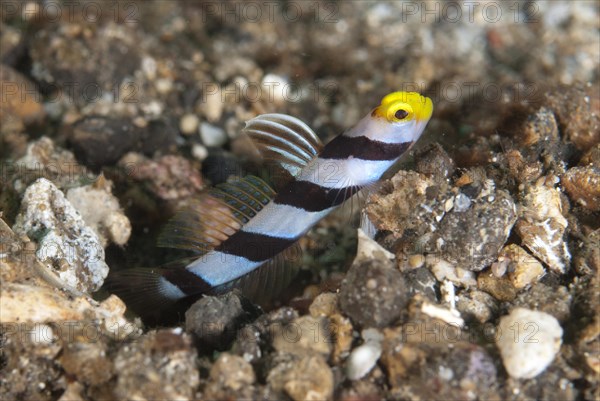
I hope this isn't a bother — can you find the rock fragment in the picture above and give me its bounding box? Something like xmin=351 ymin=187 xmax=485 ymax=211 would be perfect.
xmin=60 ymin=341 xmax=113 ymax=386
xmin=496 ymin=308 xmax=563 ymax=379
xmin=414 ymin=142 xmax=456 ymax=179
xmin=185 ymin=292 xmax=252 ymax=349
xmin=12 ymin=178 xmax=109 ymax=293
xmin=477 ymin=270 xmax=518 ymax=302
xmin=179 ymin=113 xmax=200 ymax=135
xmin=113 ymin=329 xmax=199 ymax=401
xmin=544 ymin=84 xmax=600 ymax=151
xmin=516 ymin=181 xmax=570 ymax=273
xmin=69 ymin=116 xmax=140 ymax=167
xmin=498 ymin=244 xmax=546 ymax=289
xmin=366 ymin=169 xmax=517 ymax=272
xmin=209 ymin=353 xmax=255 ymax=391
xmin=562 ymin=166 xmax=600 ymax=211
xmin=308 ymin=292 xmax=339 ymax=317
xmin=339 ymin=258 xmax=409 ymax=328
xmin=119 ymin=152 xmax=203 ymax=200
xmin=272 ymin=315 xmax=332 ymax=358
xmin=346 ymin=329 xmax=383 ymax=380
xmin=11 ymin=137 xmax=94 ymax=194
xmin=380 ymin=322 xmax=498 ymax=399
xmin=199 ymin=121 xmax=228 ymax=147
xmin=267 ymin=354 xmax=334 ymax=401
xmin=0 ymin=64 xmax=45 ymax=133
xmin=66 ymin=177 xmax=131 ymax=247
xmin=436 ymin=189 xmax=517 ymax=272
xmin=455 ymin=289 xmax=499 ymax=323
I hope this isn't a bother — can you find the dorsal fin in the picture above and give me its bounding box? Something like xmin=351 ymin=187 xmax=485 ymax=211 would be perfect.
xmin=242 ymin=113 xmax=323 ymax=178
xmin=157 ymin=175 xmax=275 ymax=253
xmin=209 ymin=175 xmax=275 ymax=224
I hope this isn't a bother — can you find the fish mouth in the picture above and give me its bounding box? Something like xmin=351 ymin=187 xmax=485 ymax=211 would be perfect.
xmin=413 ymin=94 xmax=433 ymax=123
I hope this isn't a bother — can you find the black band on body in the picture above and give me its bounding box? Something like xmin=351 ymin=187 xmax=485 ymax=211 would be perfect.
xmin=319 ymin=135 xmax=412 ymax=161
xmin=274 ymin=180 xmax=361 ymax=212
xmin=215 ymin=230 xmax=297 ymax=262
xmin=162 ymin=268 xmax=213 ymax=295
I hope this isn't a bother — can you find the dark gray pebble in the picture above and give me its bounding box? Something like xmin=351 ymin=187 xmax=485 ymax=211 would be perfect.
xmin=339 ymin=259 xmax=409 ymax=328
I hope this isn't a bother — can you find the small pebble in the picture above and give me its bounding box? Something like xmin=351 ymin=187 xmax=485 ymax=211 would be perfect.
xmin=308 ymin=292 xmax=339 ymax=317
xmin=516 ymin=182 xmax=570 ymax=274
xmin=200 ymin=122 xmax=228 ymax=147
xmin=155 ymin=78 xmax=173 ymax=94
xmin=496 ymin=308 xmax=563 ymax=379
xmin=427 ymin=256 xmax=477 ymax=287
xmin=179 ymin=113 xmax=200 ymax=135
xmin=562 ymin=166 xmax=600 ymax=211
xmin=262 ymin=73 xmax=289 ymax=105
xmin=477 ymin=270 xmax=517 ymax=302
xmin=209 ymin=353 xmax=255 ymax=391
xmin=271 ymin=315 xmax=332 ymax=357
xmin=191 ymin=143 xmax=209 ymax=161
xmin=185 ymin=292 xmax=249 ymax=349
xmin=339 ymin=259 xmax=409 ymax=328
xmin=267 ymin=354 xmax=334 ymax=401
xmin=66 ymin=179 xmax=131 ymax=247
xmin=456 ymin=289 xmax=499 ymax=323
xmin=70 ymin=116 xmax=139 ymax=167
xmin=407 ymin=254 xmax=425 ymax=269
xmin=329 ymin=313 xmax=354 ymax=363
xmin=202 ymin=86 xmax=224 ymax=122
xmin=114 ymin=330 xmax=199 ymax=400
xmin=346 ymin=339 xmax=382 ymax=380
xmin=454 ymin=193 xmax=471 ymax=212
xmin=500 ymin=244 xmax=545 ymax=289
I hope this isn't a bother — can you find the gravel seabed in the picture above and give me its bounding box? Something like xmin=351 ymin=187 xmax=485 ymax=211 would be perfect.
xmin=1 ymin=1 xmax=599 ymax=400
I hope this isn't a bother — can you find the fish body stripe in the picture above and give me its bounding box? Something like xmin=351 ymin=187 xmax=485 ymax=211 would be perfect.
xmin=274 ymin=180 xmax=362 ymax=212
xmin=186 ymin=252 xmax=260 ymax=286
xmin=297 ymin=158 xmax=399 ymax=189
xmin=242 ymin=202 xmax=333 ymax=239
xmin=215 ymin=230 xmax=297 ymax=262
xmin=319 ymin=135 xmax=413 ymax=161
xmin=162 ymin=267 xmax=213 ymax=295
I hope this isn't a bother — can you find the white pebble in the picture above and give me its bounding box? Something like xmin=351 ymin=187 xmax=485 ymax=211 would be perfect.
xmin=346 ymin=333 xmax=382 ymax=380
xmin=199 ymin=122 xmax=227 ymax=147
xmin=454 ymin=193 xmax=471 ymax=212
xmin=179 ymin=113 xmax=200 ymax=135
xmin=496 ymin=308 xmax=562 ymax=379
xmin=262 ymin=73 xmax=289 ymax=105
xmin=155 ymin=78 xmax=173 ymax=94
xmin=203 ymin=87 xmax=224 ymax=122
xmin=141 ymin=56 xmax=157 ymax=80
xmin=29 ymin=324 xmax=55 ymax=345
xmin=192 ymin=144 xmax=209 ymax=161
xmin=427 ymin=255 xmax=477 ymax=287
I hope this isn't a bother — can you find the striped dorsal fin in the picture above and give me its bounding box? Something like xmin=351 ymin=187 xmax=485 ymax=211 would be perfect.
xmin=157 ymin=175 xmax=275 ymax=253
xmin=243 ymin=113 xmax=323 ymax=178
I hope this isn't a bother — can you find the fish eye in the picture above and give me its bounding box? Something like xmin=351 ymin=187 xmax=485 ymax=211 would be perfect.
xmin=394 ymin=109 xmax=409 ymax=120
xmin=387 ymin=104 xmax=413 ymax=122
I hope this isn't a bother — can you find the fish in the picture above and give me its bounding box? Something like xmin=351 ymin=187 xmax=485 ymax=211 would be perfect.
xmin=105 ymin=91 xmax=433 ymax=315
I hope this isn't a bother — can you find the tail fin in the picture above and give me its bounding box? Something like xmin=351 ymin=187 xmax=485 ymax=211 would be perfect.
xmin=104 ymin=267 xmax=191 ymax=317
